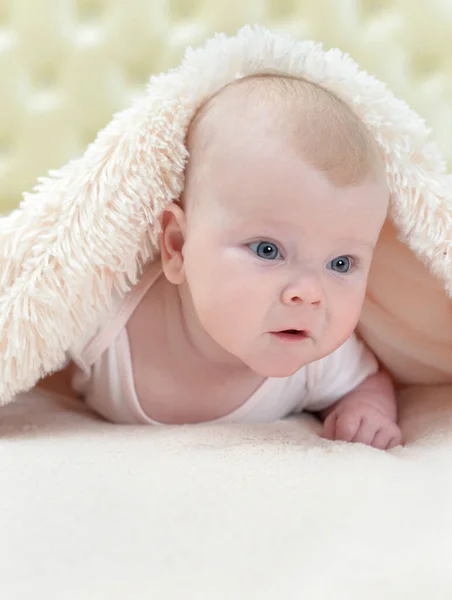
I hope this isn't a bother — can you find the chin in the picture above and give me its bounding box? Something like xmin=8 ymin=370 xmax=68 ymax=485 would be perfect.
xmin=252 ymin=361 xmax=305 ymax=378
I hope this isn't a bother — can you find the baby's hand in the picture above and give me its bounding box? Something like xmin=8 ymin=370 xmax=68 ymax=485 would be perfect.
xmin=323 ymin=400 xmax=402 ymax=450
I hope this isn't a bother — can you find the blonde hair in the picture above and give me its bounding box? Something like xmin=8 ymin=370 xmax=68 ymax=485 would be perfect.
xmin=187 ymin=73 xmax=385 ymax=187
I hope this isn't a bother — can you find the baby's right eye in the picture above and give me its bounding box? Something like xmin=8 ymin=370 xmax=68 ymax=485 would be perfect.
xmin=248 ymin=241 xmax=281 ymax=260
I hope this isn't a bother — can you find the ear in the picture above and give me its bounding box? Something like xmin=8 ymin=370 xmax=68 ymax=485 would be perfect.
xmin=159 ymin=203 xmax=187 ymax=285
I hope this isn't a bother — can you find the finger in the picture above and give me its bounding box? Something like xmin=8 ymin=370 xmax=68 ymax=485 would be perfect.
xmin=351 ymin=418 xmax=377 ymax=446
xmin=322 ymin=412 xmax=338 ymax=440
xmin=370 ymin=428 xmax=392 ymax=450
xmin=386 ymin=430 xmax=403 ymax=449
xmin=335 ymin=413 xmax=362 ymax=442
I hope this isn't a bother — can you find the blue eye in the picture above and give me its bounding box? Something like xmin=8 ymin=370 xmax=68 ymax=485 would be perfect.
xmin=328 ymin=256 xmax=353 ymax=273
xmin=249 ymin=241 xmax=281 ymax=260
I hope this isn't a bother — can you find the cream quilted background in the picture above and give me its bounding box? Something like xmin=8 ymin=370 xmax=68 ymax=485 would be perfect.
xmin=1 ymin=0 xmax=452 ymax=212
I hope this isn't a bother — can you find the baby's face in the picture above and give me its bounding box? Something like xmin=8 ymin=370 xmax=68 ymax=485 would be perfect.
xmin=181 ymin=135 xmax=389 ymax=378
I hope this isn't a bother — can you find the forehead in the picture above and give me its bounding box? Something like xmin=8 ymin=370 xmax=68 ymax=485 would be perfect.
xmin=200 ymin=134 xmax=388 ymax=226
xmin=184 ymin=84 xmax=389 ymax=239
xmin=188 ymin=74 xmax=386 ymax=189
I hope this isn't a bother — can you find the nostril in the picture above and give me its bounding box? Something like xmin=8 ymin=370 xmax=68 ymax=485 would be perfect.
xmin=289 ymin=297 xmax=321 ymax=306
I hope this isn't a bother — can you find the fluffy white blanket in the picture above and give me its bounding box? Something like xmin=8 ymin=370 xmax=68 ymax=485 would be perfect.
xmin=1 ymin=383 xmax=451 ymax=599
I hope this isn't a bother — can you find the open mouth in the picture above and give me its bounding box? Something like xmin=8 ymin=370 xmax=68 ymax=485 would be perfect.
xmin=272 ymin=329 xmax=308 ymax=341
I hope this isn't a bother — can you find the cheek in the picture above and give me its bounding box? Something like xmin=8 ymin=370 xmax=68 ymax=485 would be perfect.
xmin=184 ymin=250 xmax=267 ymax=333
xmin=328 ymin=280 xmax=367 ymax=329
xmin=184 ymin=254 xmax=243 ymax=316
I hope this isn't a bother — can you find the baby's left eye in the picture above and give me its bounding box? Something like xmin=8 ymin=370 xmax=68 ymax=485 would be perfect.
xmin=328 ymin=256 xmax=353 ymax=273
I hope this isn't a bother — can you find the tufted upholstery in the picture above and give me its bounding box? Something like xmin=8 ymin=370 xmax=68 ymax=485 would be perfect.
xmin=1 ymin=0 xmax=451 ymax=213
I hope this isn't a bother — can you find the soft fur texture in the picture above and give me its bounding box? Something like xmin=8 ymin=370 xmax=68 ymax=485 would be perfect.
xmin=1 ymin=25 xmax=452 ymax=404
xmin=2 ymin=384 xmax=452 ymax=598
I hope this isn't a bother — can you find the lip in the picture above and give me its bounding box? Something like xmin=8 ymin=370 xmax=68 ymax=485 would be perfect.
xmin=270 ymin=329 xmax=311 ymax=342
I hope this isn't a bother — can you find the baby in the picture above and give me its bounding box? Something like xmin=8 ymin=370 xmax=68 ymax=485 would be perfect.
xmin=71 ymin=74 xmax=403 ymax=449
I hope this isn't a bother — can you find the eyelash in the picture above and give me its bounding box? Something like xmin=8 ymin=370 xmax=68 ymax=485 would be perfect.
xmin=329 ymin=256 xmax=358 ymax=274
xmin=247 ymin=240 xmax=284 ymax=261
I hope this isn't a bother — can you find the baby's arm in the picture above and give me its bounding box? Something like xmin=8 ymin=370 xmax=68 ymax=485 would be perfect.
xmin=320 ymin=370 xmax=402 ymax=449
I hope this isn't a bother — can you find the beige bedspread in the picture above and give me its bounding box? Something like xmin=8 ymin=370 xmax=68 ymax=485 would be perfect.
xmin=1 ymin=382 xmax=451 ymax=599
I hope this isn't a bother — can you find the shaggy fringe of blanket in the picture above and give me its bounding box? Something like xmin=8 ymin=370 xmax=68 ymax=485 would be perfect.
xmin=1 ymin=25 xmax=452 ymax=405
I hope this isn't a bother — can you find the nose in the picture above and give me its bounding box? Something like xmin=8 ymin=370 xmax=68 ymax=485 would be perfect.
xmin=280 ymin=272 xmax=323 ymax=307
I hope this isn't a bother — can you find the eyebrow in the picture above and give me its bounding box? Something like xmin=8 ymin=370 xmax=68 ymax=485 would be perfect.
xmin=226 ymin=211 xmax=379 ymax=250
xmin=337 ymin=239 xmax=376 ymax=251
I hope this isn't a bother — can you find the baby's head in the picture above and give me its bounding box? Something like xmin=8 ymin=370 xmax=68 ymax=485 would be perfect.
xmin=159 ymin=74 xmax=389 ymax=377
